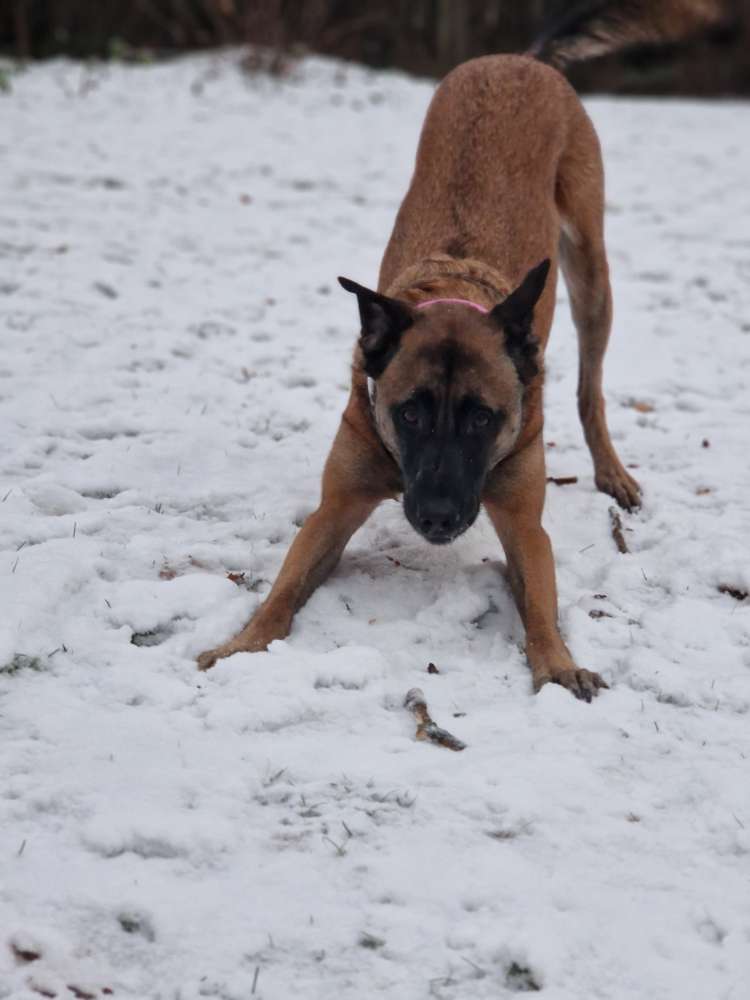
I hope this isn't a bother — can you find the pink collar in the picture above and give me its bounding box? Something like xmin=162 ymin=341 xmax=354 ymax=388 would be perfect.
xmin=417 ymin=297 xmax=489 ymax=314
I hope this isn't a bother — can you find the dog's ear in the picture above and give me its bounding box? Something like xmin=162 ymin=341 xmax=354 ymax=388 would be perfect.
xmin=489 ymin=259 xmax=550 ymax=385
xmin=338 ymin=277 xmax=415 ymax=378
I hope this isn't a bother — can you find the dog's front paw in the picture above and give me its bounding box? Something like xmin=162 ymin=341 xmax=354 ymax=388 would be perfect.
xmin=196 ymin=633 xmax=267 ymax=672
xmin=196 ymin=614 xmax=291 ymax=671
xmin=595 ymin=462 xmax=641 ymax=511
xmin=197 ymin=647 xmax=223 ymax=671
xmin=196 ymin=636 xmax=265 ymax=672
xmin=533 ymin=666 xmax=609 ymax=702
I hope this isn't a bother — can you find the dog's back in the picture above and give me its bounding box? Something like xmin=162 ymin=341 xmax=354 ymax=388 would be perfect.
xmin=377 ymin=44 xmax=642 ymax=509
xmin=379 ymin=0 xmax=730 ymax=330
xmin=380 ymin=57 xmax=580 ymax=292
xmin=379 ymin=55 xmax=599 ymax=350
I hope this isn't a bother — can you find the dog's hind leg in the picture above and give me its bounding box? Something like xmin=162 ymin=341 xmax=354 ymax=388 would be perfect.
xmin=556 ymin=107 xmax=641 ymax=510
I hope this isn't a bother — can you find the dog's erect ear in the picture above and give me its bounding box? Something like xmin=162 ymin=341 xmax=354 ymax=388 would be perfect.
xmin=494 ymin=259 xmax=551 ymax=326
xmin=338 ymin=276 xmax=415 ymax=378
xmin=490 ymin=259 xmax=550 ymax=385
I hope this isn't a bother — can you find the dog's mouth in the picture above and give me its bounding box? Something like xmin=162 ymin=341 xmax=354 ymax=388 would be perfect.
xmin=421 ymin=525 xmax=467 ymax=545
xmin=404 ymin=495 xmax=480 ymax=545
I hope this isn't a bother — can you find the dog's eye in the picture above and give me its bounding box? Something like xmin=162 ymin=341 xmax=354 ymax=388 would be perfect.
xmin=472 ymin=408 xmax=492 ymax=429
xmin=401 ymin=403 xmax=419 ymax=425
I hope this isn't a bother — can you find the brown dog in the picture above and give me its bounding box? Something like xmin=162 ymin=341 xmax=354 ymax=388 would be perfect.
xmin=197 ymin=53 xmax=642 ymax=700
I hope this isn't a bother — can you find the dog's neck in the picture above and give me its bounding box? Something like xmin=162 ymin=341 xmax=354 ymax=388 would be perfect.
xmin=383 ymin=253 xmax=511 ymax=308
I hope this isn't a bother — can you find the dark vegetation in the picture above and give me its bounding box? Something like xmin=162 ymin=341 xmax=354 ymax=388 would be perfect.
xmin=1 ymin=1 xmax=749 ymax=94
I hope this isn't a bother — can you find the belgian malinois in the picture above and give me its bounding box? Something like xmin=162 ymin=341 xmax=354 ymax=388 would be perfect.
xmin=198 ymin=0 xmax=732 ymax=701
xmin=197 ymin=53 xmax=638 ymax=699
xmin=197 ymin=1 xmax=729 ymax=697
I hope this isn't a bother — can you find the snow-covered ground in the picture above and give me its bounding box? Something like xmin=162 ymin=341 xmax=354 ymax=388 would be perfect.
xmin=1 ymin=50 xmax=749 ymax=999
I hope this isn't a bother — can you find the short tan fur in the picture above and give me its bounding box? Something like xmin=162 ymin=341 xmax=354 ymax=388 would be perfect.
xmin=198 ymin=53 xmax=641 ymax=700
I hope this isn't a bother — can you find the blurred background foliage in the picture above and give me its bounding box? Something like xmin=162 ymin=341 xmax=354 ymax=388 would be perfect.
xmin=1 ymin=0 xmax=748 ymax=94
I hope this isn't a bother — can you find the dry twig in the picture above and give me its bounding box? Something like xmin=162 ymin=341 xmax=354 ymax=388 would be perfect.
xmin=404 ymin=688 xmax=466 ymax=751
xmin=546 ymin=475 xmax=578 ymax=486
xmin=609 ymin=506 xmax=629 ymax=554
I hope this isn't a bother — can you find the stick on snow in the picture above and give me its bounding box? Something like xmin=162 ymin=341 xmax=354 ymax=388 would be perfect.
xmin=609 ymin=506 xmax=629 ymax=554
xmin=404 ymin=688 xmax=466 ymax=751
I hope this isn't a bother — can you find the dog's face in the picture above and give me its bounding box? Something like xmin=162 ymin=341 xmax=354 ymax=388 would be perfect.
xmin=340 ymin=261 xmax=549 ymax=544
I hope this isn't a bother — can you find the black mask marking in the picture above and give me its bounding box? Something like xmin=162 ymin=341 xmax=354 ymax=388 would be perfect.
xmin=392 ymin=382 xmax=503 ymax=545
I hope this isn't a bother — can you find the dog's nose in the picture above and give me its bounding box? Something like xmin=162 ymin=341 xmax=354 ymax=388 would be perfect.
xmin=418 ymin=499 xmax=462 ymax=542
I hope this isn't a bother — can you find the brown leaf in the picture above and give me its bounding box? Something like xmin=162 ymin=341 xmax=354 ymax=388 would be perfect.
xmin=10 ymin=942 xmax=41 ymax=963
xmin=718 ymin=584 xmax=747 ymax=601
xmin=67 ymin=987 xmax=97 ymax=1000
xmin=28 ymin=982 xmax=55 ymax=998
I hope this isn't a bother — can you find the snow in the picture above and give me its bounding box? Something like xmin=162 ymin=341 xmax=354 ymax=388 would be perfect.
xmin=1 ymin=51 xmax=749 ymax=999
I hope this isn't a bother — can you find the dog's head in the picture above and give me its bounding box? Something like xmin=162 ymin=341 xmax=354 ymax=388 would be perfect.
xmin=339 ymin=260 xmax=550 ymax=544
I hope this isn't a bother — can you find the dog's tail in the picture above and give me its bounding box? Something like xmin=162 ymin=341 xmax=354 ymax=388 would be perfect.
xmin=529 ymin=0 xmax=733 ymax=69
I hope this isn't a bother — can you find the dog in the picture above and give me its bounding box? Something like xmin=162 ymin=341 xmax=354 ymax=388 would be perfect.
xmin=197 ymin=0 xmax=728 ymax=699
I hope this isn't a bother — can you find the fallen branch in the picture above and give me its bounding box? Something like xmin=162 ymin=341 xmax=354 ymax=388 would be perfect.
xmin=608 ymin=506 xmax=629 ymax=554
xmin=404 ymin=688 xmax=466 ymax=751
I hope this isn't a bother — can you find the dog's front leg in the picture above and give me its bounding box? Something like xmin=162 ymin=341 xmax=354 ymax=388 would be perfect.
xmin=197 ymin=415 xmax=392 ymax=670
xmin=483 ymin=437 xmax=608 ymax=702
xmin=197 ymin=492 xmax=379 ymax=670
